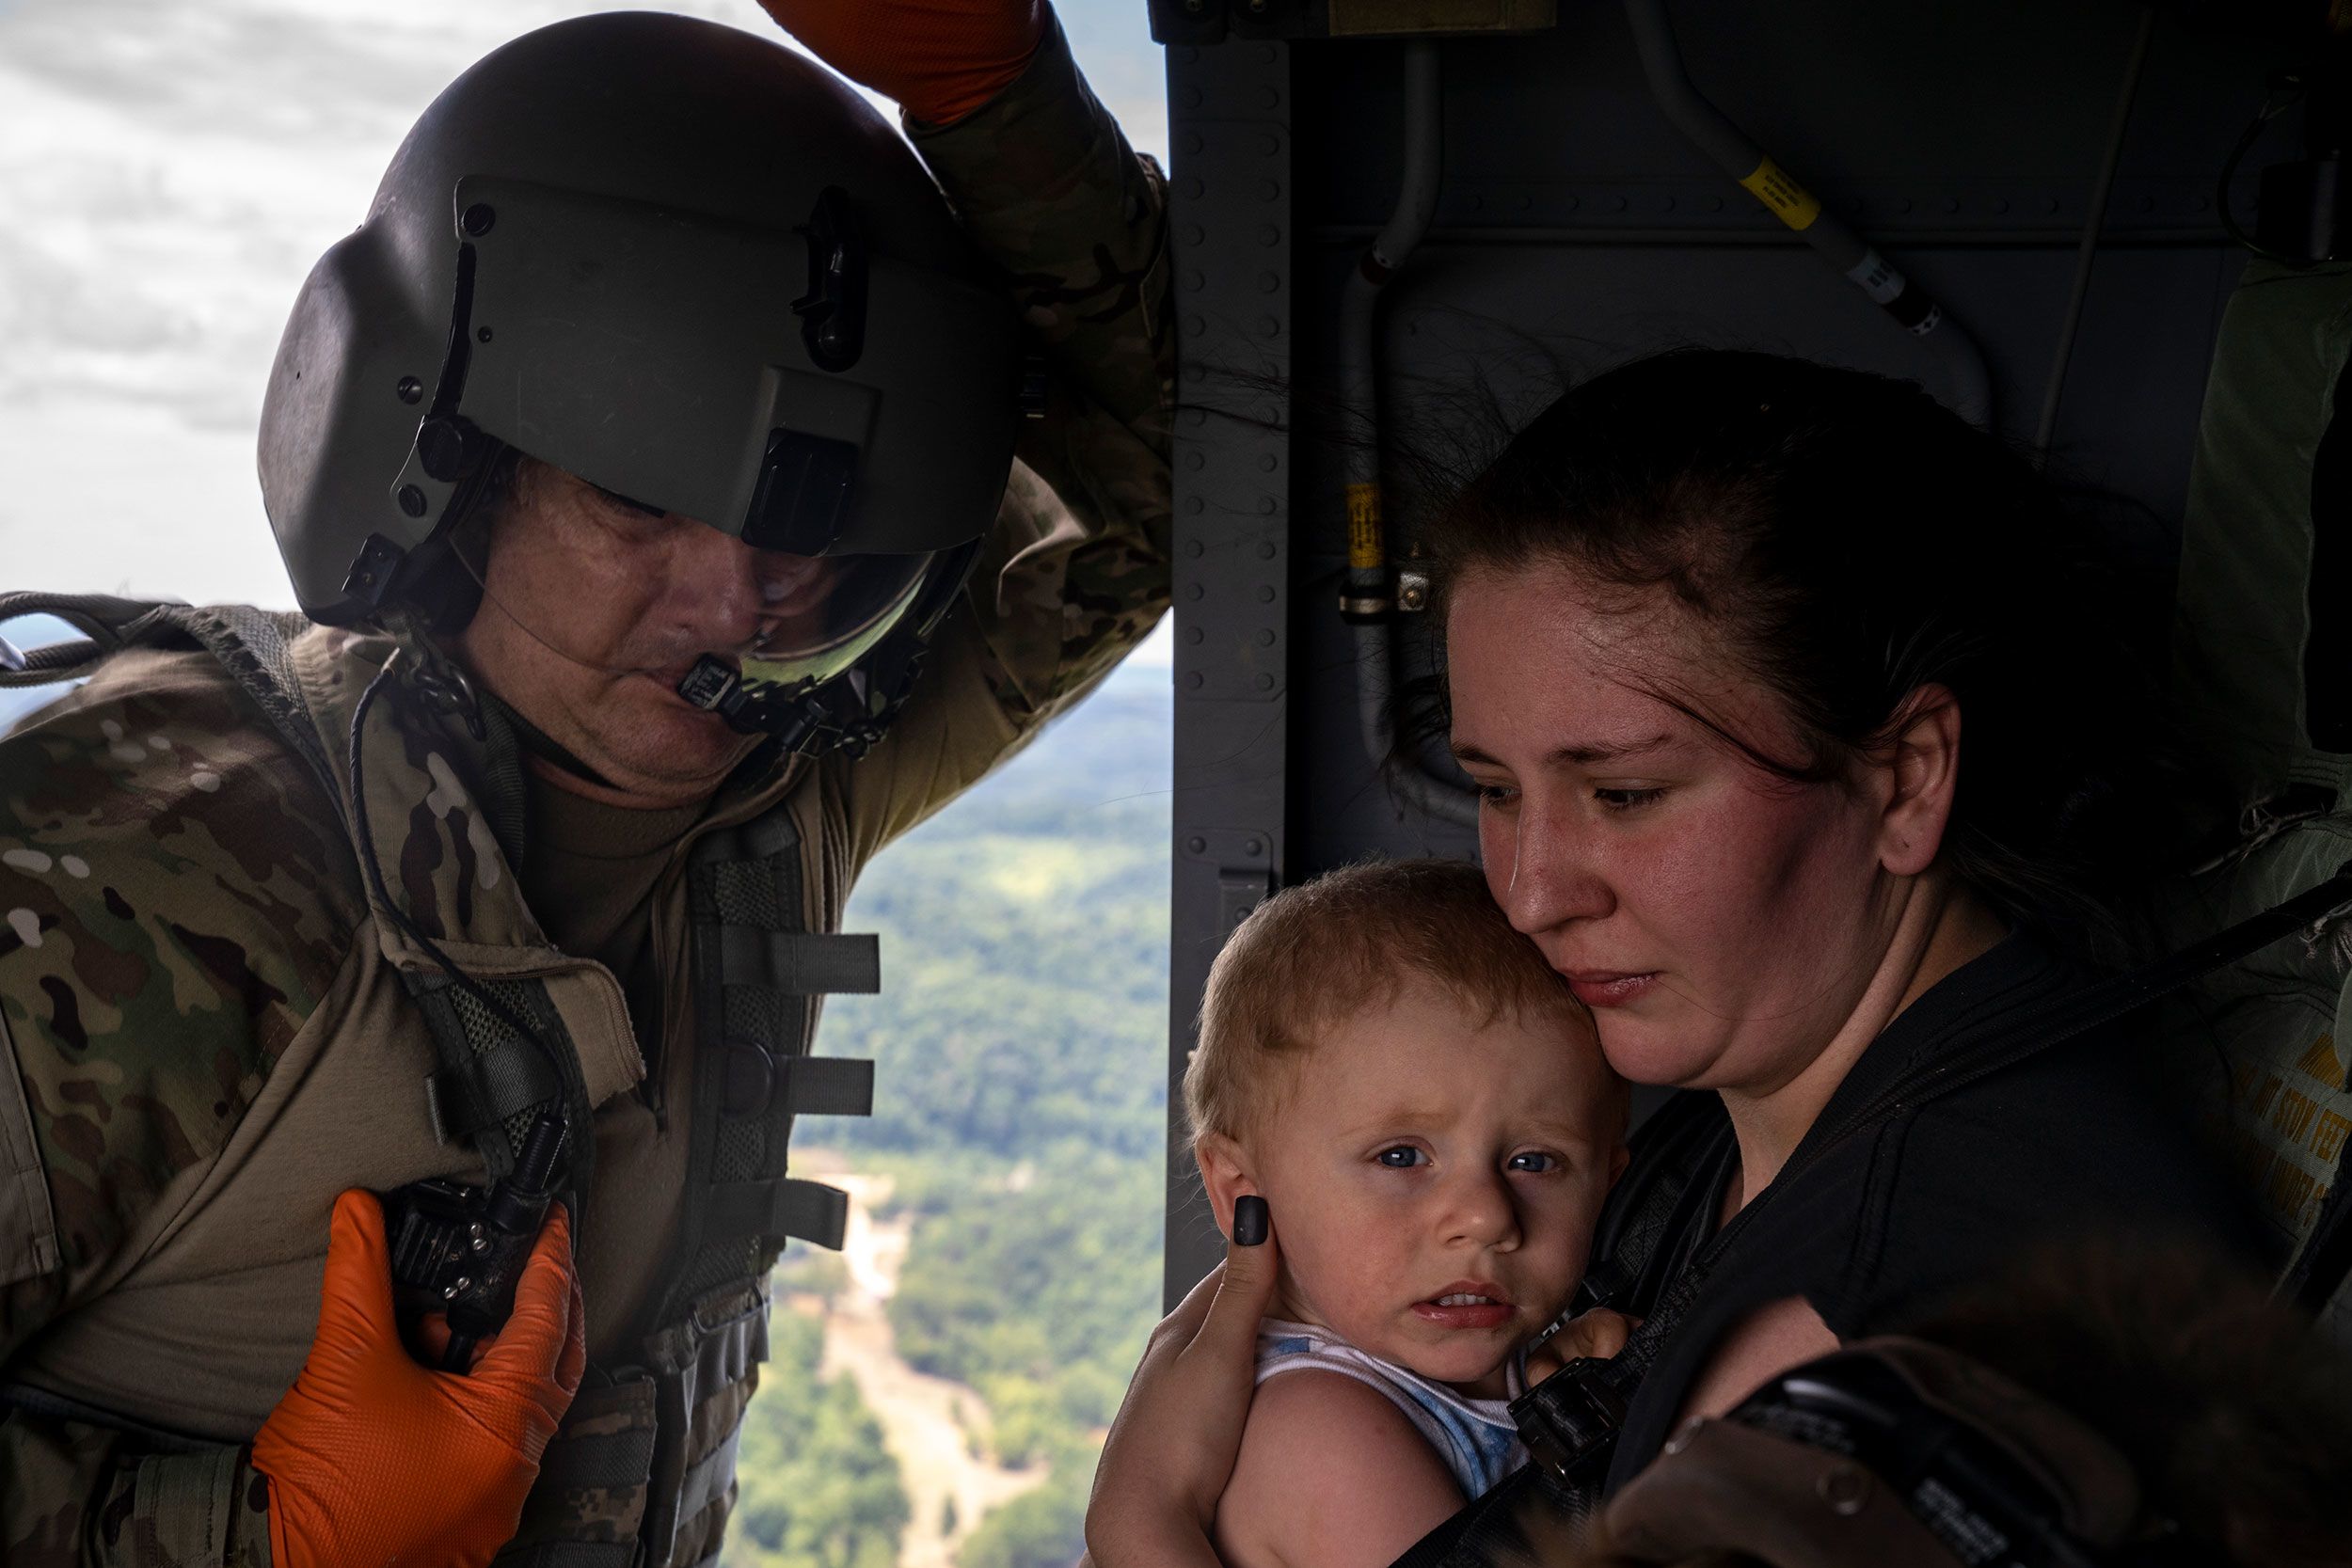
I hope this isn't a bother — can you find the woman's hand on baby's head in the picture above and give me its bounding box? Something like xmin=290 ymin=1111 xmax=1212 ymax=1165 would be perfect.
xmin=1527 ymin=1307 xmax=1638 ymax=1383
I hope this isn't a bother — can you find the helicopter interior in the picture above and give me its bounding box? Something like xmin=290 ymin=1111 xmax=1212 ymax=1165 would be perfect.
xmin=1152 ymin=0 xmax=2352 ymax=1332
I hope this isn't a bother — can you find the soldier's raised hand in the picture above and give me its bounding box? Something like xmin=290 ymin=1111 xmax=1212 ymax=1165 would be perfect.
xmin=250 ymin=1189 xmax=585 ymax=1568
xmin=755 ymin=0 xmax=1048 ymax=125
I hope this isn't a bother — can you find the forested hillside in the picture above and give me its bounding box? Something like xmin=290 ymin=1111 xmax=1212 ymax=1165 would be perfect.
xmin=723 ymin=658 xmax=1171 ymax=1568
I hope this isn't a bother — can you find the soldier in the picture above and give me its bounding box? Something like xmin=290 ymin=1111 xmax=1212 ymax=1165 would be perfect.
xmin=0 ymin=2 xmax=1169 ymax=1563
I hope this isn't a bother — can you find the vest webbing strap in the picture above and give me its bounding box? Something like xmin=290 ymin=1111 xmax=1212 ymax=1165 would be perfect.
xmin=406 ymin=970 xmax=588 ymax=1181
xmin=491 ymin=1425 xmax=657 ymax=1568
xmin=704 ymin=1176 xmax=851 ymax=1251
xmin=634 ymin=1295 xmax=769 ymax=1567
xmin=497 ymin=1543 xmax=640 ymax=1568
xmin=536 ymin=1427 xmax=660 ymax=1497
xmin=716 ymin=927 xmax=881 ymax=994
xmin=424 ymin=1037 xmax=567 ymax=1148
xmin=673 ymin=1421 xmax=747 ymax=1543
xmin=781 ymin=1055 xmax=875 ymax=1118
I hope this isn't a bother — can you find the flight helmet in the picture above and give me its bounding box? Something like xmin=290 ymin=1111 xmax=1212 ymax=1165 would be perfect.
xmin=259 ymin=11 xmax=1025 ymax=752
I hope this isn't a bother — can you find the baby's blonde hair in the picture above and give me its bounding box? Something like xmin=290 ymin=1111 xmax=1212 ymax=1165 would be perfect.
xmin=1184 ymin=857 xmax=1597 ymax=1143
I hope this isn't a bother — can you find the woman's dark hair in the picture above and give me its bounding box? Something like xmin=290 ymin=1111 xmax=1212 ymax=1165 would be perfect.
xmin=1423 ymin=347 xmax=2218 ymax=963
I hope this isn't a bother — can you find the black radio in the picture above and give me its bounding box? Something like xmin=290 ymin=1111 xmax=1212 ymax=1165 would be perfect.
xmin=383 ymin=1112 xmax=567 ymax=1370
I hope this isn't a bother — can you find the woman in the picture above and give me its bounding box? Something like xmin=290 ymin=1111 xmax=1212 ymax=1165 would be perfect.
xmin=1089 ymin=349 xmax=2258 ymax=1563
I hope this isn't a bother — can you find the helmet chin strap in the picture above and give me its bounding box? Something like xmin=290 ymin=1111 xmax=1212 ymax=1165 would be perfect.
xmin=675 ymin=655 xmax=835 ymax=744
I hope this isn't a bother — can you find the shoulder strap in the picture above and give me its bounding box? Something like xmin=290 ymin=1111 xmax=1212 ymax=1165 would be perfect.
xmin=0 ymin=592 xmax=189 ymax=684
xmin=1823 ymin=863 xmax=2352 ymax=1152
xmin=1506 ymin=859 xmax=2352 ymax=1513
xmin=0 ymin=592 xmax=341 ymax=802
xmin=1567 ymin=1092 xmax=1727 ymax=1323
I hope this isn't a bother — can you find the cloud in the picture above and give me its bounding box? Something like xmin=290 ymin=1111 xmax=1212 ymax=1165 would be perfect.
xmin=1 ymin=0 xmax=1171 ymax=608
xmin=1 ymin=0 xmax=458 ymax=145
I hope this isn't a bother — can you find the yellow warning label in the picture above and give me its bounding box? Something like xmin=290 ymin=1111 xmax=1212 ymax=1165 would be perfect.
xmin=1739 ymin=157 xmax=1821 ymax=232
xmin=2225 ymin=1045 xmax=2352 ymax=1240
xmin=1346 ymin=483 xmax=1385 ymax=571
xmin=2297 ymin=1031 xmax=2347 ymax=1090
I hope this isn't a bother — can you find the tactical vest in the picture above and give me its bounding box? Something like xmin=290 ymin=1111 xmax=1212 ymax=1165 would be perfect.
xmin=1 ymin=593 xmax=870 ymax=1567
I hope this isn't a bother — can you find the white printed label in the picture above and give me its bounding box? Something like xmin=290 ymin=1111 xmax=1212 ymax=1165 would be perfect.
xmin=1845 ymin=247 xmax=1905 ymax=307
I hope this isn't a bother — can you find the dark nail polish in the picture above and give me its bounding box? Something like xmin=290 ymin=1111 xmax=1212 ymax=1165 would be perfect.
xmin=1234 ymin=1195 xmax=1268 ymax=1246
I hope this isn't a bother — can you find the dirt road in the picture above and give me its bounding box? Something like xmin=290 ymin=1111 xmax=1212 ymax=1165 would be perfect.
xmin=792 ymin=1169 xmax=1046 ymax=1568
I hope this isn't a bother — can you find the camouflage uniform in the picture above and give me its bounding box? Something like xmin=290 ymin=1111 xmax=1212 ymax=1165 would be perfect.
xmin=0 ymin=24 xmax=1168 ymax=1567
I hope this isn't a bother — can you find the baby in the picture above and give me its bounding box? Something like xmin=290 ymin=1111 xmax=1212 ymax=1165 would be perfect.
xmin=1184 ymin=858 xmax=1628 ymax=1568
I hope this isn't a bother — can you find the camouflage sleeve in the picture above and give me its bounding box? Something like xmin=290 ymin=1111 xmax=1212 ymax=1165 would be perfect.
xmin=2 ymin=652 xmax=354 ymax=1565
xmin=911 ymin=9 xmax=1172 ymax=443
xmin=832 ymin=13 xmax=1173 ymax=859
xmin=3 ymin=1421 xmax=272 ymax=1568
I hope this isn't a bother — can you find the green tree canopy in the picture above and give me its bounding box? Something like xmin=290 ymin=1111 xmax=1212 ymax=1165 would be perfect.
xmin=723 ymin=1313 xmax=911 ymax=1568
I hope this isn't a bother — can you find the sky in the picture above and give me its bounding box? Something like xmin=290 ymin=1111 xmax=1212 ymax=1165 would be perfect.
xmin=0 ymin=0 xmax=1171 ymax=664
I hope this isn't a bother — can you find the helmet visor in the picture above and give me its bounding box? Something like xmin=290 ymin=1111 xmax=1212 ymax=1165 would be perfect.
xmin=452 ymin=463 xmax=938 ymax=715
xmin=735 ymin=546 xmax=931 ymax=698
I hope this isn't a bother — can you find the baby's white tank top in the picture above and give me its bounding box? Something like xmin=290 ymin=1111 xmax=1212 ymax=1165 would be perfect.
xmin=1252 ymin=1318 xmax=1529 ymax=1498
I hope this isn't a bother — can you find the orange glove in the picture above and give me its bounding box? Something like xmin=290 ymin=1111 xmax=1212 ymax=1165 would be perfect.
xmin=251 ymin=1190 xmax=586 ymax=1568
xmin=755 ymin=0 xmax=1048 ymax=126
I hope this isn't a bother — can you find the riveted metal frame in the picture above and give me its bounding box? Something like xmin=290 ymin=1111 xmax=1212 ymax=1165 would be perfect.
xmin=1163 ymin=39 xmax=1295 ymax=1304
